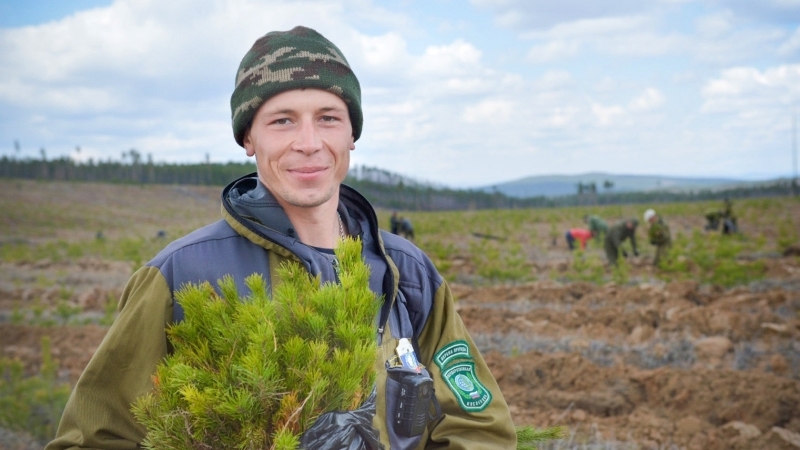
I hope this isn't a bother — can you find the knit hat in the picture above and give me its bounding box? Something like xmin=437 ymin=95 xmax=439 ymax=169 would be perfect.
xmin=230 ymin=26 xmax=362 ymax=147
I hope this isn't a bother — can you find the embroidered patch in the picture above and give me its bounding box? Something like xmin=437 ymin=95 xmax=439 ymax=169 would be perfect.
xmin=433 ymin=340 xmax=472 ymax=369
xmin=441 ymin=361 xmax=492 ymax=412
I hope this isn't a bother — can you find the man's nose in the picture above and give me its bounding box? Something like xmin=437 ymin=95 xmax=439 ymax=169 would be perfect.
xmin=293 ymin=119 xmax=322 ymax=154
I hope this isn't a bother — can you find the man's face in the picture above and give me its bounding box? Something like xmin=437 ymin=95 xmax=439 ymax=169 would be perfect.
xmin=243 ymin=89 xmax=355 ymax=211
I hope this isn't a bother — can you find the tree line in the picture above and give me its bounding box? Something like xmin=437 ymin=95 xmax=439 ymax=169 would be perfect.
xmin=0 ymin=152 xmax=255 ymax=186
xmin=0 ymin=154 xmax=795 ymax=211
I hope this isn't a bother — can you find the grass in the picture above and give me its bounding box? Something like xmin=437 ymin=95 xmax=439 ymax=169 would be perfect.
xmin=565 ymin=247 xmax=605 ymax=284
xmin=470 ymin=238 xmax=535 ymax=284
xmin=386 ymin=196 xmax=796 ymax=289
xmin=0 ymin=235 xmax=173 ymax=268
xmin=3 ymin=179 xmax=795 ymax=291
xmin=7 ymin=293 xmax=117 ymax=327
xmin=656 ymin=231 xmax=767 ymax=287
xmin=0 ymin=337 xmax=72 ymax=444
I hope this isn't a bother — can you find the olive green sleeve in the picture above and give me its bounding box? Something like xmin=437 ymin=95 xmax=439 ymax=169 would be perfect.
xmin=45 ymin=266 xmax=172 ymax=450
xmin=417 ymin=281 xmax=517 ymax=449
xmin=630 ymin=229 xmax=638 ymax=254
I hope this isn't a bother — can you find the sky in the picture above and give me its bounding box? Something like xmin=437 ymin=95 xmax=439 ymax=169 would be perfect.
xmin=1 ymin=0 xmax=799 ymax=188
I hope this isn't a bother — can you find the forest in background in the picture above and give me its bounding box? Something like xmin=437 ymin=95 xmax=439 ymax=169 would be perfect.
xmin=1 ymin=154 xmax=797 ymax=211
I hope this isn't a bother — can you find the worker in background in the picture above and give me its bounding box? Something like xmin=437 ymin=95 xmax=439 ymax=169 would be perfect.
xmin=390 ymin=210 xmax=400 ymax=234
xmin=721 ymin=197 xmax=738 ymax=234
xmin=584 ymin=214 xmax=608 ymax=240
xmin=644 ymin=208 xmax=671 ymax=267
xmin=565 ymin=227 xmax=592 ymax=251
xmin=399 ymin=216 xmax=415 ymax=240
xmin=604 ymin=219 xmax=638 ymax=265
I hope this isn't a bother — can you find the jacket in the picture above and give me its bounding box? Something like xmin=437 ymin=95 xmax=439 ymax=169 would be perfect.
xmin=46 ymin=174 xmax=516 ymax=450
xmin=605 ymin=219 xmax=639 ymax=254
xmin=568 ymin=228 xmax=592 ymax=250
xmin=586 ymin=215 xmax=608 ymax=236
xmin=648 ymin=218 xmax=671 ymax=246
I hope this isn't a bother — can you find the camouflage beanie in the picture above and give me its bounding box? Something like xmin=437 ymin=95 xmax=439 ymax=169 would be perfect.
xmin=230 ymin=26 xmax=363 ymax=146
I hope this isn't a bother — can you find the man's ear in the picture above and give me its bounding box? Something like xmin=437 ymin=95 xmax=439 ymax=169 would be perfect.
xmin=349 ymin=135 xmax=356 ymax=151
xmin=243 ymin=129 xmax=255 ymax=157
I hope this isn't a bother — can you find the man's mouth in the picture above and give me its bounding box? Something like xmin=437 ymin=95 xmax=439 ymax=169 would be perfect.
xmin=291 ymin=166 xmax=326 ymax=174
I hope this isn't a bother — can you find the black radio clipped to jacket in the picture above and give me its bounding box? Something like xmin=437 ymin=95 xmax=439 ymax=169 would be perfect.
xmin=395 ymin=372 xmax=434 ymax=437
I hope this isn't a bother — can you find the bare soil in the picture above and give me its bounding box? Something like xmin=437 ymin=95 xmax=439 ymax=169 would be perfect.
xmin=2 ymin=180 xmax=800 ymax=449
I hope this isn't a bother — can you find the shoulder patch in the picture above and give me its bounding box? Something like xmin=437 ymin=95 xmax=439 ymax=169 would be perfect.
xmin=433 ymin=340 xmax=472 ymax=369
xmin=441 ymin=361 xmax=492 ymax=412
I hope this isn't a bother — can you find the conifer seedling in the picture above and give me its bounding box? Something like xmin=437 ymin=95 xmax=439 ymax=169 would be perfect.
xmin=132 ymin=237 xmax=381 ymax=449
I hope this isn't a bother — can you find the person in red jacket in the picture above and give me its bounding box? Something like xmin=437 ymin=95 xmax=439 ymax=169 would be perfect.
xmin=566 ymin=227 xmax=592 ymax=250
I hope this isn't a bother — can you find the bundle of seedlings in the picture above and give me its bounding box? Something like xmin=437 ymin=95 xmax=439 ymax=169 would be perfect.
xmin=132 ymin=237 xmax=381 ymax=449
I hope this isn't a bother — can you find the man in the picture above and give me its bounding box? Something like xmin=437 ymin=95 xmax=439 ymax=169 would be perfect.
xmin=584 ymin=214 xmax=608 ymax=240
xmin=604 ymin=218 xmax=639 ymax=265
xmin=46 ymin=26 xmax=516 ymax=450
xmin=644 ymin=208 xmax=671 ymax=267
xmin=721 ymin=197 xmax=738 ymax=234
xmin=565 ymin=227 xmax=592 ymax=251
xmin=390 ymin=210 xmax=400 ymax=234
xmin=399 ymin=216 xmax=415 ymax=240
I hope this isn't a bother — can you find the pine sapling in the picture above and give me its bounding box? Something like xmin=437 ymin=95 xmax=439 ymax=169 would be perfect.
xmin=516 ymin=425 xmax=566 ymax=450
xmin=132 ymin=237 xmax=381 ymax=449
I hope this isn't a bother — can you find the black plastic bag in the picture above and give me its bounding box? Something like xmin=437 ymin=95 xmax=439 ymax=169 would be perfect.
xmin=299 ymin=388 xmax=385 ymax=450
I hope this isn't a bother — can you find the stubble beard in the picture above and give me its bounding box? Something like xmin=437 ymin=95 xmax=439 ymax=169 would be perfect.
xmin=272 ymin=182 xmax=340 ymax=210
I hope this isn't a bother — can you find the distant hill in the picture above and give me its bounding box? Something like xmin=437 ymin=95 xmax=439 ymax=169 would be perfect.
xmin=480 ymin=172 xmax=757 ymax=198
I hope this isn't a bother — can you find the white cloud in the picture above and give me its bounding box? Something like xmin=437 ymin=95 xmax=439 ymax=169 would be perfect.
xmin=535 ymin=15 xmax=651 ymax=39
xmin=548 ymin=106 xmax=579 ymax=127
xmin=594 ymin=77 xmax=618 ymax=92
xmin=591 ymin=103 xmax=625 ymax=125
xmin=368 ymin=100 xmax=422 ymax=116
xmin=494 ymin=10 xmax=526 ymax=28
xmin=443 ymin=77 xmax=490 ymax=93
xmin=699 ymin=65 xmax=800 ymax=141
xmin=702 ymin=65 xmax=800 ymax=104
xmin=694 ymin=11 xmax=734 ymax=37
xmin=462 ymin=98 xmax=514 ymax=124
xmin=629 ymin=88 xmax=665 ymax=112
xmin=596 ymin=31 xmax=686 ymax=57
xmin=535 ymin=70 xmax=575 ymax=90
xmin=527 ymin=40 xmax=580 ymax=63
xmin=414 ymin=39 xmax=483 ymax=76
xmin=355 ymin=32 xmax=410 ymax=72
xmin=519 ymin=14 xmax=686 ymax=60
xmin=472 ymin=0 xmax=655 ymax=31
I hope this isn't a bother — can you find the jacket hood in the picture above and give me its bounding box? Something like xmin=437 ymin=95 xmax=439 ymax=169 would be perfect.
xmin=220 ymin=173 xmax=392 ymax=297
xmin=221 ymin=172 xmax=381 ymax=244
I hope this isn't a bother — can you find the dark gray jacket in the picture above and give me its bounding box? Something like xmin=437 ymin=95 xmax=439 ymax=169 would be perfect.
xmin=46 ymin=174 xmax=516 ymax=450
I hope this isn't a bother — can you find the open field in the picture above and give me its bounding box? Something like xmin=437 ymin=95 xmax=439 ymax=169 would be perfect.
xmin=1 ymin=178 xmax=800 ymax=449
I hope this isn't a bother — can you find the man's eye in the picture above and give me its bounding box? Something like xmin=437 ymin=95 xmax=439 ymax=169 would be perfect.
xmin=320 ymin=116 xmax=338 ymax=122
xmin=272 ymin=118 xmax=291 ymax=125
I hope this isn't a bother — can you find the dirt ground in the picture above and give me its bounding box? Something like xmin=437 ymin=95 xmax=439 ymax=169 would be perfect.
xmin=1 ymin=180 xmax=800 ymax=449
xmin=2 ymin=256 xmax=800 ymax=449
xmin=458 ymin=274 xmax=800 ymax=449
